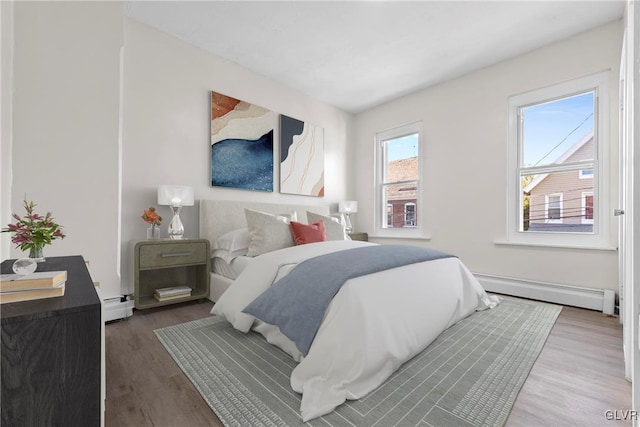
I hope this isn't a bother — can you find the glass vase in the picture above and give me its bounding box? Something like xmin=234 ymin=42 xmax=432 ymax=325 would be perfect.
xmin=147 ymin=224 xmax=160 ymax=240
xmin=12 ymin=257 xmax=38 ymax=275
xmin=28 ymin=246 xmax=45 ymax=262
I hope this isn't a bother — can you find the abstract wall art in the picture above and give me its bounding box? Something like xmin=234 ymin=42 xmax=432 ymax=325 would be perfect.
xmin=279 ymin=114 xmax=325 ymax=197
xmin=210 ymin=91 xmax=276 ymax=192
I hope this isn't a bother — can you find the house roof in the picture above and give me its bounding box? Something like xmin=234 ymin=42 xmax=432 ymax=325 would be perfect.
xmin=522 ymin=130 xmax=593 ymax=193
xmin=387 ymin=157 xmax=418 ymax=201
xmin=388 ymin=157 xmax=418 ymax=183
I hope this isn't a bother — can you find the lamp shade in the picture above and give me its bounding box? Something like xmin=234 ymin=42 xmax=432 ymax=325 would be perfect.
xmin=157 ymin=185 xmax=194 ymax=206
xmin=339 ymin=201 xmax=358 ymax=214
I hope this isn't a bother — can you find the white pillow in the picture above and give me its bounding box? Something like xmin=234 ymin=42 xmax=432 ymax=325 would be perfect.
xmin=306 ymin=211 xmax=348 ymax=240
xmin=212 ymin=228 xmax=251 ymax=253
xmin=245 ymin=209 xmax=296 ymax=256
xmin=278 ymin=211 xmax=298 ymax=222
xmin=211 ymin=248 xmax=249 ymax=264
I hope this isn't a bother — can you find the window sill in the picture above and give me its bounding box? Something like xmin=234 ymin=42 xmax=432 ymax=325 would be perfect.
xmin=370 ymin=234 xmax=432 ymax=241
xmin=493 ymin=239 xmax=617 ymax=251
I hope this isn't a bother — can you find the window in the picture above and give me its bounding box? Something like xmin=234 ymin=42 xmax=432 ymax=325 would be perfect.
xmin=404 ymin=203 xmax=416 ymax=227
xmin=507 ymin=72 xmax=610 ymax=247
xmin=545 ymin=194 xmax=562 ymax=223
xmin=579 ymin=168 xmax=594 ymax=179
xmin=582 ymin=192 xmax=594 ymax=224
xmin=376 ymin=122 xmax=422 ymax=235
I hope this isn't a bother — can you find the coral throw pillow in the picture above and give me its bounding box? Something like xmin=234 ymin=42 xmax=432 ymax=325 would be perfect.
xmin=290 ymin=220 xmax=326 ymax=245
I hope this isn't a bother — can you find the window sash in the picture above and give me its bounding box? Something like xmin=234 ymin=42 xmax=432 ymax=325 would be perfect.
xmin=376 ymin=121 xmax=423 ymax=235
xmin=518 ymin=158 xmax=597 ymax=234
xmin=519 ymin=159 xmax=595 ymax=177
xmin=506 ymin=71 xmax=610 ymax=248
xmin=516 ymin=87 xmax=598 ymax=234
xmin=382 ymin=134 xmax=419 ymax=185
xmin=381 ymin=181 xmax=419 ymax=229
xmin=518 ymin=91 xmax=596 ymax=169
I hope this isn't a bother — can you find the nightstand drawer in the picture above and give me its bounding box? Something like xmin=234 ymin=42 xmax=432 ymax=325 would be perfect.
xmin=139 ymin=242 xmax=207 ymax=269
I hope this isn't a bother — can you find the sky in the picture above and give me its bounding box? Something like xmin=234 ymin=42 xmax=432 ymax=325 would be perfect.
xmin=522 ymin=91 xmax=594 ymax=167
xmin=387 ymin=133 xmax=419 ymax=161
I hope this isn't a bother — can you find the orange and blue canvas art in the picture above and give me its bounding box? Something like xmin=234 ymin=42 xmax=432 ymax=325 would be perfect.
xmin=210 ymin=91 xmax=275 ymax=192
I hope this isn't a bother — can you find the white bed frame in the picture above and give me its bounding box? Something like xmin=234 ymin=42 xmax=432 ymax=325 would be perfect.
xmin=199 ymin=200 xmax=330 ymax=301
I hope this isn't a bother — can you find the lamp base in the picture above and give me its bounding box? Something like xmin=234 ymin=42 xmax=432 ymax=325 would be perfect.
xmin=343 ymin=213 xmax=353 ymax=234
xmin=168 ymin=206 xmax=185 ymax=239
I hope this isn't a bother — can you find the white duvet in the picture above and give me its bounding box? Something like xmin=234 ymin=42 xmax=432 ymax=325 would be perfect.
xmin=211 ymin=240 xmax=499 ymax=421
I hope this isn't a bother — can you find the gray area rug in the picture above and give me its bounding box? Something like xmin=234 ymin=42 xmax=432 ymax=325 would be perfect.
xmin=155 ymin=298 xmax=561 ymax=427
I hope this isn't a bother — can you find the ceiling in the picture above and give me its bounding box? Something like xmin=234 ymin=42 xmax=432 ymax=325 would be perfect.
xmin=125 ymin=1 xmax=625 ymax=114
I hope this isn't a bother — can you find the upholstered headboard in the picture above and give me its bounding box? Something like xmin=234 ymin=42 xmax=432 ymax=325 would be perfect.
xmin=199 ymin=200 xmax=330 ymax=247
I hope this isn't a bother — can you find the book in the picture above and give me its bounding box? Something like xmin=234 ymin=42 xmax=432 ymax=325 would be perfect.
xmin=0 ymin=283 xmax=66 ymax=304
xmin=154 ymin=292 xmax=191 ymax=302
xmin=0 ymin=271 xmax=67 ymax=292
xmin=154 ymin=285 xmax=192 ymax=298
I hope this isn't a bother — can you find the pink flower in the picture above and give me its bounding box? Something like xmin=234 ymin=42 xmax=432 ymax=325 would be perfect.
xmin=1 ymin=198 xmax=65 ymax=252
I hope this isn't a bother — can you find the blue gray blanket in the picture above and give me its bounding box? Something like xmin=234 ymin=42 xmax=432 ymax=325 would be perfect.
xmin=242 ymin=245 xmax=456 ymax=356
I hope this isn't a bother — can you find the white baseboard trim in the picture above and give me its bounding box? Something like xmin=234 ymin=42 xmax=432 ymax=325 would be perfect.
xmin=102 ymin=297 xmax=134 ymax=322
xmin=474 ymin=273 xmax=615 ymax=314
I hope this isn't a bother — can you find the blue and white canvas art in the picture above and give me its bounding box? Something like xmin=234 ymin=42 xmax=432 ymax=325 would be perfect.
xmin=280 ymin=115 xmax=324 ymax=197
xmin=211 ymin=92 xmax=275 ymax=192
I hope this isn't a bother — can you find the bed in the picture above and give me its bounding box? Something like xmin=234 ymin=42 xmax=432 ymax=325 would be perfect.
xmin=200 ymin=200 xmax=332 ymax=301
xmin=199 ymin=200 xmax=499 ymax=422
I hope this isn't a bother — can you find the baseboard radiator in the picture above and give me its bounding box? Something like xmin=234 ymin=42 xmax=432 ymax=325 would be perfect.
xmin=474 ymin=273 xmax=616 ymax=315
xmin=97 ymin=277 xmax=615 ymax=320
xmin=102 ymin=296 xmax=134 ymax=322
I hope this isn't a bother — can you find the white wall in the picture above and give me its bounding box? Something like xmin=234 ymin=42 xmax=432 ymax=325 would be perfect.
xmin=352 ymin=21 xmax=623 ymax=291
xmin=5 ymin=4 xmax=352 ymax=300
xmin=1 ymin=1 xmax=14 ymax=259
xmin=7 ymin=3 xmax=619 ymax=298
xmin=120 ymin=20 xmax=353 ymax=295
xmin=9 ymin=1 xmax=123 ymax=295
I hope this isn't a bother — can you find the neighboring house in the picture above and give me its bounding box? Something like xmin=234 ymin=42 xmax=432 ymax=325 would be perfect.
xmin=523 ymin=132 xmax=594 ymax=232
xmin=386 ymin=157 xmax=418 ymax=228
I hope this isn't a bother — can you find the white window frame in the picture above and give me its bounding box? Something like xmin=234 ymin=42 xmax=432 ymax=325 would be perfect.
xmin=375 ymin=121 xmax=424 ymax=238
xmin=506 ymin=71 xmax=611 ymax=248
xmin=545 ymin=194 xmax=563 ymax=224
xmin=404 ymin=202 xmax=416 ymax=227
xmin=386 ymin=204 xmax=393 ymax=228
xmin=582 ymin=192 xmax=594 ymax=225
xmin=579 ymin=168 xmax=594 ymax=179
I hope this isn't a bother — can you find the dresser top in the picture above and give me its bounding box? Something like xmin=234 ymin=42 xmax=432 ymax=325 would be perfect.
xmin=1 ymin=255 xmax=101 ymax=324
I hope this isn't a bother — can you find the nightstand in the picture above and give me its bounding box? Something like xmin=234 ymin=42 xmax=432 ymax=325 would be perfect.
xmin=1 ymin=256 xmax=101 ymax=425
xmin=132 ymin=239 xmax=210 ymax=309
xmin=349 ymin=232 xmax=368 ymax=242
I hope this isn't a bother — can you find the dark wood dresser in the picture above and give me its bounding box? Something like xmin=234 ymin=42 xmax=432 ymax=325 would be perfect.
xmin=1 ymin=255 xmax=101 ymax=426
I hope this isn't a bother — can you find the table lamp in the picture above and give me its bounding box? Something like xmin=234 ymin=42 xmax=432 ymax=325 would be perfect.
xmin=338 ymin=200 xmax=358 ymax=233
xmin=157 ymin=185 xmax=194 ymax=239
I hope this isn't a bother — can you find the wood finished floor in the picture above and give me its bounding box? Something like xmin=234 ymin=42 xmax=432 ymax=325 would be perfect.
xmin=105 ymin=299 xmax=631 ymax=427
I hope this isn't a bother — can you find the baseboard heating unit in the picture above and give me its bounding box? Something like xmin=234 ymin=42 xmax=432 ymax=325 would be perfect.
xmin=474 ymin=273 xmax=616 ymax=315
xmin=102 ymin=296 xmax=134 ymax=322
